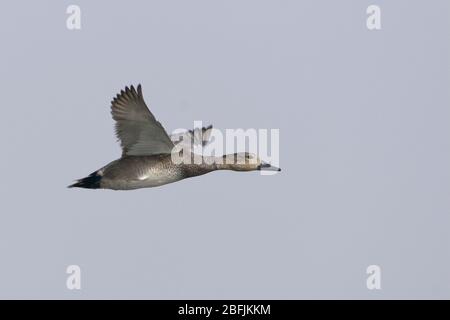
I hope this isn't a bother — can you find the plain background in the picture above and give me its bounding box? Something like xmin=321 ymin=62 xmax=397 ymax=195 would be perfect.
xmin=0 ymin=0 xmax=449 ymax=299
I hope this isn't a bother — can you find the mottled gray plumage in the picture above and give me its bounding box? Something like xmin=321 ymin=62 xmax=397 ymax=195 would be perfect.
xmin=69 ymin=84 xmax=280 ymax=190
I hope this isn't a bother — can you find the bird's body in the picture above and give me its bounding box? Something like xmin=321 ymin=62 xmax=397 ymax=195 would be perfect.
xmin=98 ymin=155 xmax=184 ymax=190
xmin=94 ymin=154 xmax=214 ymax=190
xmin=69 ymin=84 xmax=280 ymax=190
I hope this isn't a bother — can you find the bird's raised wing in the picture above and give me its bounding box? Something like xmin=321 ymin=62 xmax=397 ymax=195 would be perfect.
xmin=111 ymin=85 xmax=174 ymax=156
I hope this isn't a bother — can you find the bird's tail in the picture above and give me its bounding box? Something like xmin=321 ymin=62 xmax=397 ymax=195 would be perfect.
xmin=68 ymin=171 xmax=102 ymax=189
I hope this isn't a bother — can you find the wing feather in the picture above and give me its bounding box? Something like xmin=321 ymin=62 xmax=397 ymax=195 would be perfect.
xmin=111 ymin=85 xmax=174 ymax=156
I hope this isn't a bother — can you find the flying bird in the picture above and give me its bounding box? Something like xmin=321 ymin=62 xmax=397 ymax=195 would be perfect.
xmin=69 ymin=85 xmax=280 ymax=190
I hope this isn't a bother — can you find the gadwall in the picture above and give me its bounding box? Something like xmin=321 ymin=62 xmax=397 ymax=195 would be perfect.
xmin=69 ymin=85 xmax=280 ymax=190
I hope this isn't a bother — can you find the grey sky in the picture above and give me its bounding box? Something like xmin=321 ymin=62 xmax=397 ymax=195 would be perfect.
xmin=0 ymin=0 xmax=449 ymax=299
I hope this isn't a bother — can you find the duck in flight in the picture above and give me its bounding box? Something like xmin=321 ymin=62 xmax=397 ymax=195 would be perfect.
xmin=69 ymin=85 xmax=280 ymax=190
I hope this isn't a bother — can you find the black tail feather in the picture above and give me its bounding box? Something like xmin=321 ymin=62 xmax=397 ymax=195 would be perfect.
xmin=68 ymin=171 xmax=101 ymax=189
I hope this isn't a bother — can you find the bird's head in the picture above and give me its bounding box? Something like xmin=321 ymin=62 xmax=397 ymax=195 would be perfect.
xmin=221 ymin=152 xmax=281 ymax=172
